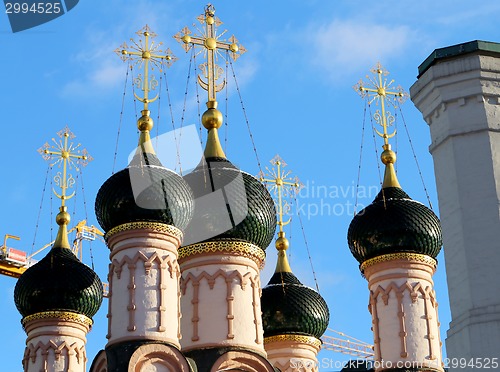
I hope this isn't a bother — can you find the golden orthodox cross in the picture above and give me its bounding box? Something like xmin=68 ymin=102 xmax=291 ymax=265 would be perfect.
xmin=38 ymin=126 xmax=92 ymax=206
xmin=354 ymin=62 xmax=409 ymax=146
xmin=116 ymin=25 xmax=177 ymax=111
xmin=260 ymin=155 xmax=302 ymax=233
xmin=174 ymin=3 xmax=246 ymax=102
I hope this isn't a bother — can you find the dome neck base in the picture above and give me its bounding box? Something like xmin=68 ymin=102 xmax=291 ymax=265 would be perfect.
xmin=138 ymin=130 xmax=156 ymax=155
xmin=54 ymin=206 xmax=70 ymax=249
xmin=382 ymin=162 xmax=401 ymax=189
xmin=204 ymin=128 xmax=226 ymax=159
xmin=274 ymin=232 xmax=291 ymax=274
xmin=381 ymin=144 xmax=401 ymax=189
xmin=137 ymin=110 xmax=156 ymax=155
xmin=202 ymin=101 xmax=226 ymax=159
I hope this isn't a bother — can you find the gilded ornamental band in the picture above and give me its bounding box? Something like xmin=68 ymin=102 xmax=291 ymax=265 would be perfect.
xmin=22 ymin=311 xmax=93 ymax=328
xmin=360 ymin=252 xmax=437 ymax=272
xmin=179 ymin=240 xmax=266 ymax=267
xmin=105 ymin=221 xmax=183 ymax=241
xmin=264 ymin=334 xmax=322 ymax=348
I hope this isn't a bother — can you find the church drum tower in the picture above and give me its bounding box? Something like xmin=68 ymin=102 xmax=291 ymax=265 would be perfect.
xmin=348 ymin=64 xmax=445 ymax=372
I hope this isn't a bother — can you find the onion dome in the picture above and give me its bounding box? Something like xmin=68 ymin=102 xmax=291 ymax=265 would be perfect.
xmin=261 ymin=233 xmax=329 ymax=339
xmin=95 ymin=110 xmax=194 ymax=233
xmin=14 ymin=207 xmax=103 ymax=319
xmin=181 ymin=102 xmax=276 ymax=249
xmin=182 ymin=157 xmax=276 ymax=249
xmin=347 ymin=146 xmax=442 ymax=264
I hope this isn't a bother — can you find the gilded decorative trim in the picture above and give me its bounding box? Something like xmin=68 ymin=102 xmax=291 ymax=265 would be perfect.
xmin=179 ymin=240 xmax=265 ymax=267
xmin=361 ymin=253 xmax=437 ymax=272
xmin=264 ymin=334 xmax=321 ymax=348
xmin=22 ymin=311 xmax=93 ymax=328
xmin=105 ymin=222 xmax=183 ymax=241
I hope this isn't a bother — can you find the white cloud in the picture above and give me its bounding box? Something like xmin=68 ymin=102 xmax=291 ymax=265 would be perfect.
xmin=62 ymin=59 xmax=125 ymax=97
xmin=61 ymin=36 xmax=129 ymax=97
xmin=309 ymin=19 xmax=412 ymax=82
xmin=90 ymin=61 xmax=125 ymax=86
xmin=61 ymin=0 xmax=176 ymax=98
xmin=227 ymin=55 xmax=259 ymax=92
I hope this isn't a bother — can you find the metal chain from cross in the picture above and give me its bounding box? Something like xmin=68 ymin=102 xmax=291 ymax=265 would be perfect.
xmin=174 ymin=3 xmax=246 ymax=103
xmin=116 ymin=25 xmax=177 ymax=111
xmin=260 ymin=155 xmax=302 ymax=233
xmin=354 ymin=62 xmax=409 ymax=146
xmin=38 ymin=126 xmax=92 ymax=207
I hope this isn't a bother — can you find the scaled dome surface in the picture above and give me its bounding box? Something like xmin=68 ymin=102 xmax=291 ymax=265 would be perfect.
xmin=14 ymin=247 xmax=103 ymax=319
xmin=95 ymin=152 xmax=194 ymax=233
xmin=348 ymin=187 xmax=442 ymax=264
xmin=181 ymin=157 xmax=276 ymax=249
xmin=261 ymin=271 xmax=330 ymax=339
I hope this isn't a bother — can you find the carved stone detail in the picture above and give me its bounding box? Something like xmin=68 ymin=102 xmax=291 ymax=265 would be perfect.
xmin=89 ymin=350 xmax=107 ymax=372
xmin=108 ymin=251 xmax=180 ymax=336
xmin=128 ymin=343 xmax=190 ymax=372
xmin=23 ymin=340 xmax=87 ymax=372
xmin=370 ymin=279 xmax=441 ymax=367
xmin=211 ymin=350 xmax=275 ymax=372
xmin=181 ymin=269 xmax=260 ymax=343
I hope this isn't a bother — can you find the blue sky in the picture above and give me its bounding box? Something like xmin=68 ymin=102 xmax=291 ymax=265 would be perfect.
xmin=1 ymin=1 xmax=500 ymax=370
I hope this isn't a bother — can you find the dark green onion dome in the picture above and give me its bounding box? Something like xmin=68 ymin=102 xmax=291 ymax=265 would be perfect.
xmin=261 ymin=234 xmax=329 ymax=339
xmin=14 ymin=246 xmax=103 ymax=319
xmin=261 ymin=271 xmax=330 ymax=339
xmin=95 ymin=151 xmax=194 ymax=233
xmin=347 ymin=186 xmax=442 ymax=264
xmin=181 ymin=157 xmax=276 ymax=249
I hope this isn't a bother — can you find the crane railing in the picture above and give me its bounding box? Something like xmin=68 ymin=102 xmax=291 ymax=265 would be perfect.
xmin=321 ymin=329 xmax=374 ymax=359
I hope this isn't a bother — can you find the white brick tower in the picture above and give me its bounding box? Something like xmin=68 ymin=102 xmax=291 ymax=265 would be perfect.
xmin=410 ymin=40 xmax=500 ymax=368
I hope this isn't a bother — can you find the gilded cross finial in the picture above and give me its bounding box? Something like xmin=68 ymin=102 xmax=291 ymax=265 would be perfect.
xmin=174 ymin=4 xmax=246 ymax=159
xmin=260 ymin=155 xmax=302 ymax=273
xmin=38 ymin=126 xmax=92 ymax=206
xmin=174 ymin=3 xmax=246 ymax=103
xmin=354 ymin=63 xmax=408 ymax=188
xmin=116 ymin=25 xmax=176 ymax=154
xmin=116 ymin=25 xmax=177 ymax=111
xmin=38 ymin=126 xmax=92 ymax=249
xmin=354 ymin=62 xmax=408 ymax=146
xmin=260 ymin=155 xmax=302 ymax=234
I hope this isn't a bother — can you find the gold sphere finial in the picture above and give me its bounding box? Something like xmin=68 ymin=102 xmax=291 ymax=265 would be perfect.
xmin=56 ymin=207 xmax=71 ymax=226
xmin=230 ymin=43 xmax=239 ymax=53
xmin=137 ymin=110 xmax=154 ymax=131
xmin=275 ymin=236 xmax=289 ymax=251
xmin=206 ymin=16 xmax=215 ymax=25
xmin=182 ymin=34 xmax=191 ymax=44
xmin=202 ymin=101 xmax=223 ymax=129
xmin=204 ymin=37 xmax=217 ymax=50
xmin=381 ymin=147 xmax=397 ymax=165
